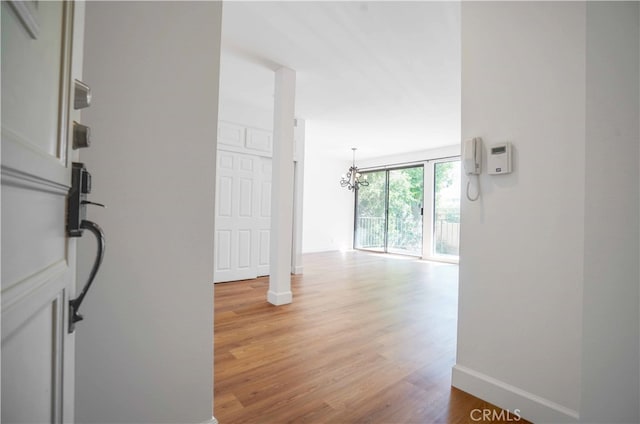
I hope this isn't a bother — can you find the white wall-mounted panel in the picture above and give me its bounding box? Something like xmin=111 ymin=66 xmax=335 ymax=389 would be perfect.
xmin=261 ymin=158 xmax=272 ymax=174
xmin=246 ymin=127 xmax=272 ymax=153
xmin=239 ymin=156 xmax=254 ymax=172
xmin=218 ymin=121 xmax=245 ymax=148
xmin=219 ymin=153 xmax=234 ymax=170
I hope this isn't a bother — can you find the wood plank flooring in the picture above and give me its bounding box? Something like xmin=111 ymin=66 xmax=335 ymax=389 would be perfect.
xmin=214 ymin=251 xmax=528 ymax=423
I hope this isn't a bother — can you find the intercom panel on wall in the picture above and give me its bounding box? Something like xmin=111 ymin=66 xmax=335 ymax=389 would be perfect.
xmin=488 ymin=142 xmax=512 ymax=175
xmin=463 ymin=137 xmax=482 ymax=175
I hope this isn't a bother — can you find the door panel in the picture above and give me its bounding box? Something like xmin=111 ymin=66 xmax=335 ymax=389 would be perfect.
xmin=1 ymin=1 xmax=83 ymax=422
xmin=218 ymin=175 xmax=232 ymax=217
xmin=1 ymin=185 xmax=67 ymax=287
xmin=1 ymin=1 xmax=66 ymax=158
xmin=237 ymin=230 xmax=252 ymax=269
xmin=258 ymin=230 xmax=270 ymax=274
xmin=239 ymin=178 xmax=253 ymax=216
xmin=216 ymin=230 xmax=232 ymax=271
xmin=2 ymin=293 xmax=63 ymax=424
xmin=214 ymin=151 xmax=271 ymax=282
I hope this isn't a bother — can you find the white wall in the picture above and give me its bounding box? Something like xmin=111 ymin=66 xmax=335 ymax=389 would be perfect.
xmin=219 ymin=96 xmax=273 ymax=132
xmin=580 ymin=2 xmax=639 ymax=421
xmin=456 ymin=1 xmax=586 ymax=421
xmin=76 ymin=2 xmax=221 ymax=423
xmin=357 ymin=145 xmax=460 ymax=170
xmin=455 ymin=2 xmax=639 ymax=423
xmin=302 ymin=125 xmax=355 ymax=253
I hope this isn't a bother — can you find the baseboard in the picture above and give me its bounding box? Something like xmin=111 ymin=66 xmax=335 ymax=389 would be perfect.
xmin=452 ymin=365 xmax=579 ymax=423
xmin=201 ymin=417 xmax=218 ymax=424
xmin=267 ymin=290 xmax=292 ymax=305
xmin=292 ymin=265 xmax=304 ymax=275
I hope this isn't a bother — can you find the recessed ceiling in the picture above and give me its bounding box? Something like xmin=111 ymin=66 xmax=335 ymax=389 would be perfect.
xmin=220 ymin=1 xmax=461 ymax=161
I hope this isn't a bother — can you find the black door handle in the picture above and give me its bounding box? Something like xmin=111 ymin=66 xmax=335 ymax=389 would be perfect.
xmin=67 ymin=162 xmax=107 ymax=333
xmin=69 ymin=220 xmax=105 ymax=333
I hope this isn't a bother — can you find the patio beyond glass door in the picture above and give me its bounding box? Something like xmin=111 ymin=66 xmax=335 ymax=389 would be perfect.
xmin=355 ymin=166 xmax=424 ymax=256
xmin=433 ymin=160 xmax=461 ymax=257
xmin=387 ymin=167 xmax=424 ymax=255
xmin=354 ymin=170 xmax=386 ymax=252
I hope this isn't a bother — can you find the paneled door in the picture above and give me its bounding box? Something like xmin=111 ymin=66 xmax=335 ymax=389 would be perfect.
xmin=214 ymin=151 xmax=271 ymax=282
xmin=2 ymin=1 xmax=84 ymax=422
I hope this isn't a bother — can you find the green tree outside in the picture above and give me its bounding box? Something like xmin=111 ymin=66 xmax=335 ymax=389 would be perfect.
xmin=355 ymin=166 xmax=424 ymax=254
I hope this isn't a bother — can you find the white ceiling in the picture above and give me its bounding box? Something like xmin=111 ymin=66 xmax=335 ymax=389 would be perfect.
xmin=219 ymin=1 xmax=461 ymax=161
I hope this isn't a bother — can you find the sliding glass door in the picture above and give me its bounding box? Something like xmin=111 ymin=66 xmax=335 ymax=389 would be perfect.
xmin=432 ymin=160 xmax=461 ymax=258
xmin=354 ymin=170 xmax=386 ymax=252
xmin=355 ymin=166 xmax=424 ymax=256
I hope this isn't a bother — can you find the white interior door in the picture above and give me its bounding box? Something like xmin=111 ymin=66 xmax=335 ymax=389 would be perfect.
xmin=1 ymin=1 xmax=84 ymax=422
xmin=214 ymin=151 xmax=260 ymax=282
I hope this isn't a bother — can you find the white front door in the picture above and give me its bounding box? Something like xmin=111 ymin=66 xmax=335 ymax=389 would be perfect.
xmin=214 ymin=151 xmax=271 ymax=283
xmin=1 ymin=1 xmax=84 ymax=422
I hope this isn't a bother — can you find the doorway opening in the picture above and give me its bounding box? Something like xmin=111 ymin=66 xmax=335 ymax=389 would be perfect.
xmin=354 ymin=165 xmax=424 ymax=256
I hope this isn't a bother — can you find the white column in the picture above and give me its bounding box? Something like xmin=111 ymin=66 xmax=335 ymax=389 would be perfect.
xmin=268 ymin=67 xmax=296 ymax=305
xmin=292 ymin=118 xmax=306 ymax=274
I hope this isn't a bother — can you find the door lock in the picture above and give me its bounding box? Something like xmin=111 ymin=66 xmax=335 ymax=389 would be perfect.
xmin=67 ymin=162 xmax=106 ymax=333
xmin=73 ymin=122 xmax=91 ymax=149
xmin=74 ymin=79 xmax=92 ymax=110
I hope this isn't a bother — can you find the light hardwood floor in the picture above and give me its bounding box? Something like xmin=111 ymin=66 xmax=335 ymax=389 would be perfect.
xmin=214 ymin=251 xmax=528 ymax=423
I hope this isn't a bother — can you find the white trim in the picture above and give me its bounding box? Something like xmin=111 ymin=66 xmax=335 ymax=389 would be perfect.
xmin=1 ymin=263 xmax=69 ymax=342
xmin=357 ymin=144 xmax=461 ymax=169
xmin=1 ymin=127 xmax=69 ymax=187
xmin=291 ymin=120 xmax=305 ymax=276
xmin=267 ymin=290 xmax=292 ymax=306
xmin=422 ymin=160 xmax=435 ymax=260
xmin=201 ymin=417 xmax=218 ymax=424
xmin=452 ymin=364 xmax=579 ymax=423
xmin=9 ymin=0 xmax=40 ymax=39
xmin=217 ymin=120 xmax=274 ymax=158
xmin=420 ymin=256 xmax=459 ymax=265
xmin=1 ymin=259 xmax=68 ymax=311
xmin=1 ymin=165 xmax=69 ymax=195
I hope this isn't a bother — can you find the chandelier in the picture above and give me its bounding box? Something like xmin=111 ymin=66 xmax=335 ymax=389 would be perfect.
xmin=340 ymin=148 xmax=369 ymax=191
